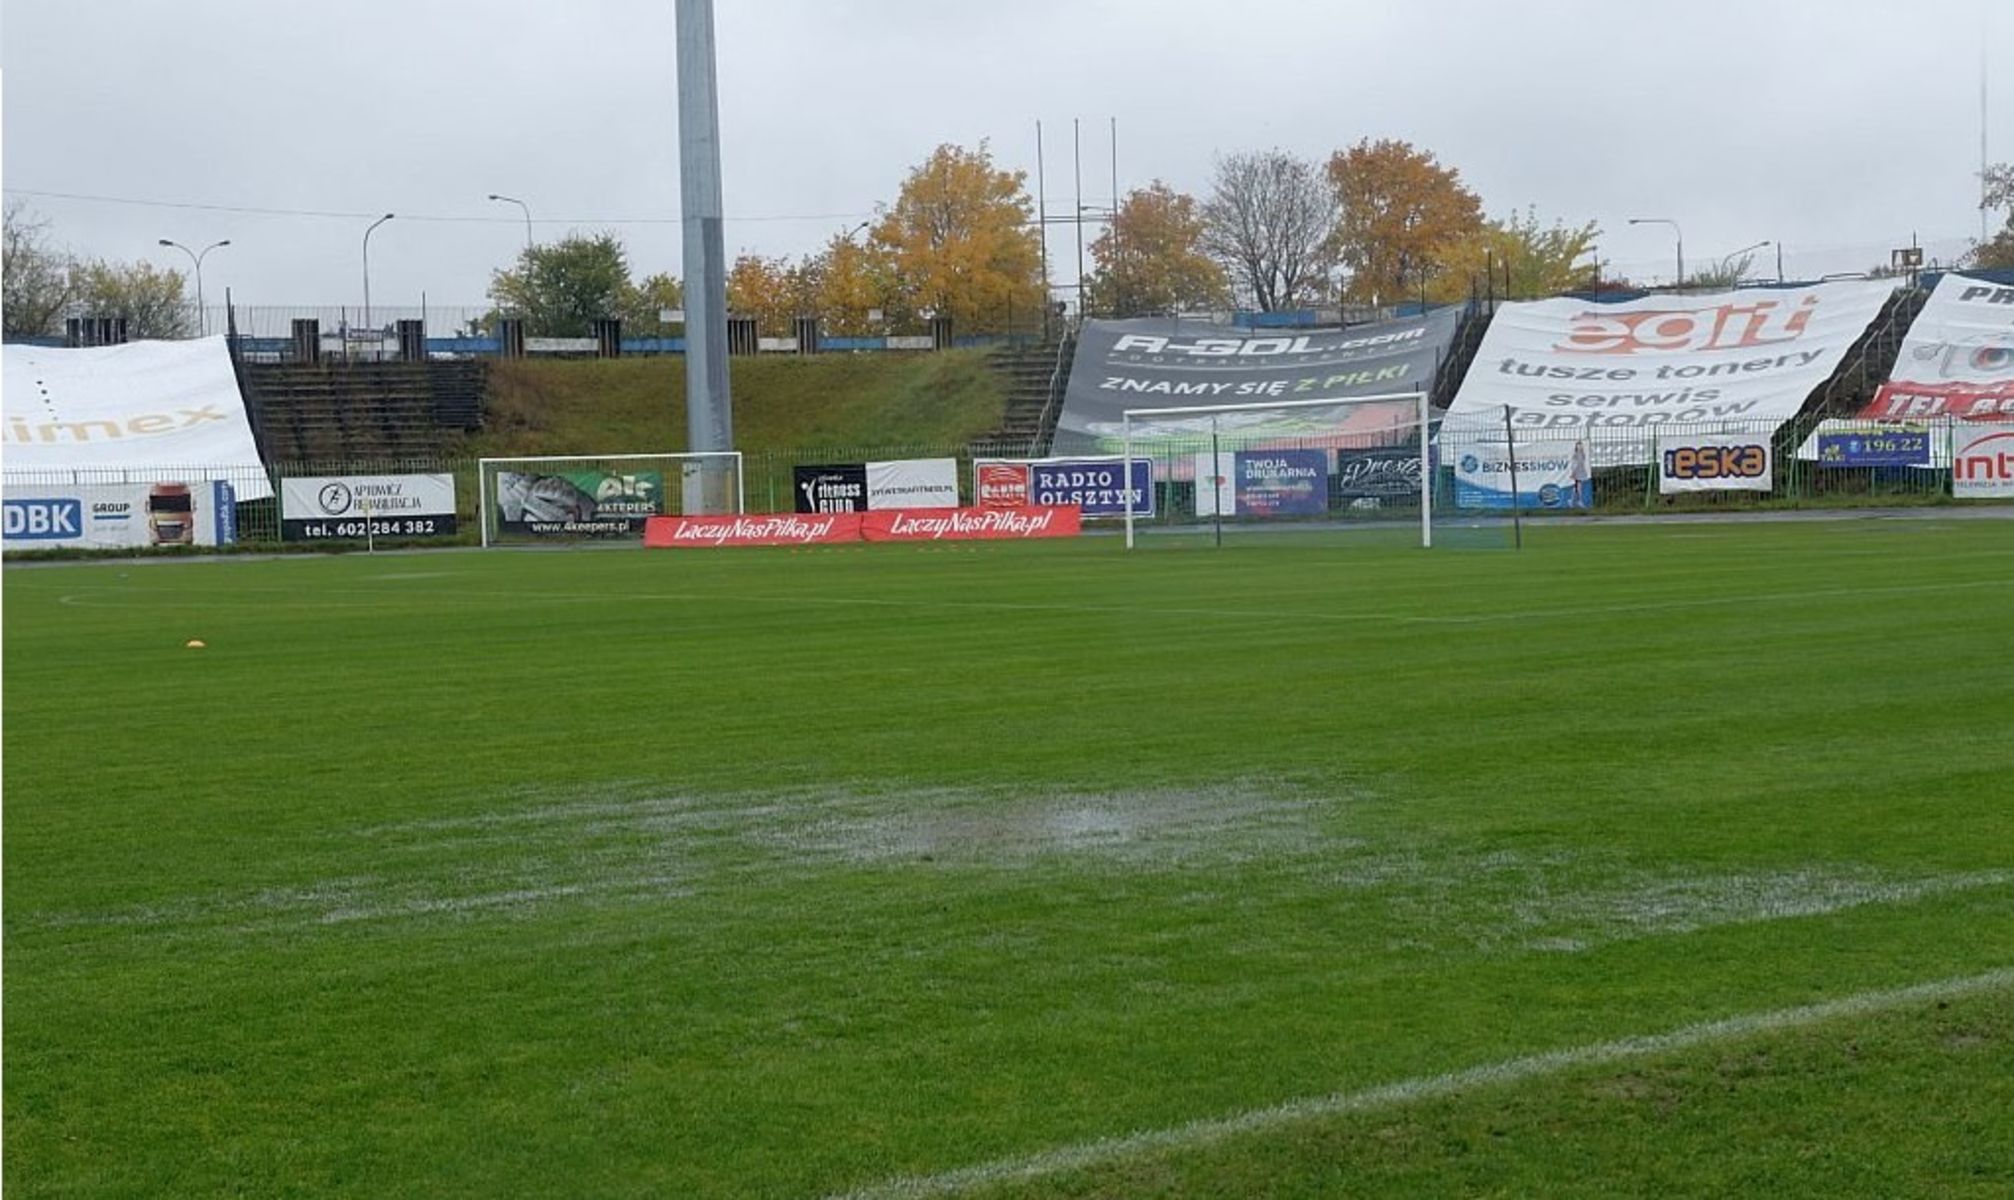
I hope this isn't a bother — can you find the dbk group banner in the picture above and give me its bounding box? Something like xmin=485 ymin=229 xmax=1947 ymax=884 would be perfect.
xmin=1658 ymin=432 xmax=1773 ymax=493
xmin=281 ymin=474 xmax=457 ymax=540
xmin=973 ymin=457 xmax=1153 ymax=516
xmin=1953 ymin=423 xmax=2014 ymax=498
xmin=1 ymin=337 xmax=273 ymax=499
xmin=1861 ymin=275 xmax=2014 ymax=422
xmin=495 ymin=468 xmax=663 ymax=537
xmin=1447 ymin=280 xmax=1894 ymax=463
xmin=4 ymin=480 xmax=237 ymax=549
xmin=1452 ymin=439 xmax=1592 ymax=509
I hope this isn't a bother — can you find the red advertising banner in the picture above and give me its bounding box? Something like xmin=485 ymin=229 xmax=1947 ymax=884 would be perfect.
xmin=859 ymin=505 xmax=1082 ymax=542
xmin=644 ymin=512 xmax=861 ymax=548
xmin=1860 ymin=381 xmax=2014 ymax=422
xmin=975 ymin=462 xmax=1031 ymax=508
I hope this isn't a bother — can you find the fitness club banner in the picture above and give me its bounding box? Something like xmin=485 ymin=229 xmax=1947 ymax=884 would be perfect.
xmin=973 ymin=458 xmax=1154 ymax=517
xmin=1055 ymin=308 xmax=1458 ymax=455
xmin=794 ymin=458 xmax=959 ymax=512
xmin=1447 ymin=280 xmax=1893 ymax=463
xmin=1861 ymin=275 xmax=2014 ymax=422
xmin=1657 ymin=432 xmax=1774 ymax=494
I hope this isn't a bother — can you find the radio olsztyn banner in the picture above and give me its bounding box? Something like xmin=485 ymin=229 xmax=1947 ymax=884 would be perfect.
xmin=281 ymin=474 xmax=457 ymax=540
xmin=1862 ymin=274 xmax=2014 ymax=422
xmin=971 ymin=458 xmax=1153 ymax=517
xmin=1056 ymin=308 xmax=1457 ymax=455
xmin=1446 ymin=280 xmax=1893 ymax=463
xmin=1 ymin=337 xmax=272 ymax=499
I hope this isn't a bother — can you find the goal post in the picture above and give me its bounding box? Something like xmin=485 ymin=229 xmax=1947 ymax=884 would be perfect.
xmin=476 ymin=452 xmax=743 ymax=547
xmin=1121 ymin=391 xmax=1433 ymax=549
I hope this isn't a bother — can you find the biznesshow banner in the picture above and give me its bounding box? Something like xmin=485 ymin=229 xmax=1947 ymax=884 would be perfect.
xmin=646 ymin=506 xmax=1080 ymax=547
xmin=1054 ymin=308 xmax=1459 ymax=454
xmin=1446 ymin=281 xmax=1893 ymax=463
xmin=1657 ymin=432 xmax=1773 ymax=494
xmin=1 ymin=337 xmax=273 ymax=499
xmin=1953 ymin=423 xmax=2014 ymax=498
xmin=794 ymin=459 xmax=959 ymax=512
xmin=281 ymin=474 xmax=457 ymax=540
xmin=495 ymin=468 xmax=662 ymax=537
xmin=3 ymin=480 xmax=237 ymax=550
xmin=1861 ymin=275 xmax=2014 ymax=422
xmin=1452 ymin=440 xmax=1591 ymax=509
xmin=973 ymin=457 xmax=1154 ymax=517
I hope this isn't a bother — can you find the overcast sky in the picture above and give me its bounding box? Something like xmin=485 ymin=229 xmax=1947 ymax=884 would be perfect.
xmin=3 ymin=0 xmax=2008 ymax=317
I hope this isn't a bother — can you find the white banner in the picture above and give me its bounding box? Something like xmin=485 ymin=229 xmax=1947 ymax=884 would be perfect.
xmin=1953 ymin=422 xmax=2014 ymax=498
xmin=1447 ymin=281 xmax=1894 ymax=463
xmin=281 ymin=474 xmax=458 ymax=540
xmin=1657 ymin=431 xmax=1774 ymax=493
xmin=1450 ymin=438 xmax=1592 ymax=509
xmin=3 ymin=481 xmax=237 ymax=550
xmin=1192 ymin=452 xmax=1235 ymax=516
xmin=1 ymin=337 xmax=272 ymax=499
xmin=1863 ymin=275 xmax=2014 ymax=422
xmin=866 ymin=457 xmax=958 ymax=509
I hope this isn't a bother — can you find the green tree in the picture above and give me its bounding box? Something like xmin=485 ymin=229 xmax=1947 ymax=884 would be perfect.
xmin=1327 ymin=139 xmax=1484 ymax=305
xmin=73 ymin=258 xmax=193 ymax=339
xmin=1430 ymin=207 xmax=1601 ymax=301
xmin=871 ymin=142 xmax=1044 ymax=334
xmin=811 ymin=232 xmax=899 ymax=336
xmin=488 ymin=233 xmax=635 ymax=336
xmin=618 ymin=272 xmax=684 ymax=333
xmin=1972 ymin=163 xmax=2014 ymax=269
xmin=1083 ymin=181 xmax=1229 ymax=316
xmin=3 ymin=201 xmax=76 ymax=337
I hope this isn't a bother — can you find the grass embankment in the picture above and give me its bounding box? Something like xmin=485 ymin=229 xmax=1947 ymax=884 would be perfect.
xmin=472 ymin=350 xmax=1008 ymax=458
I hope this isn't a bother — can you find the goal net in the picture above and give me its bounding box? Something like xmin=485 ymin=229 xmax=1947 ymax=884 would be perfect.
xmin=1120 ymin=392 xmax=1437 ymax=548
xmin=477 ymin=452 xmax=743 ymax=547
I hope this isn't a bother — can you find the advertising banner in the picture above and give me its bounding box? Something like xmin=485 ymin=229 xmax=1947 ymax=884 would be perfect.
xmin=1453 ymin=439 xmax=1592 ymax=509
xmin=973 ymin=458 xmax=1153 ymax=517
xmin=1334 ymin=447 xmax=1422 ymax=501
xmin=495 ymin=468 xmax=663 ymax=537
xmin=860 ymin=505 xmax=1082 ymax=542
xmin=1 ymin=337 xmax=273 ymax=499
xmin=1815 ymin=427 xmax=1933 ymax=468
xmin=1194 ymin=451 xmax=1234 ymax=517
xmin=794 ymin=464 xmax=869 ymax=513
xmin=865 ymin=457 xmax=959 ymax=509
xmin=1657 ymin=432 xmax=1773 ymax=493
xmin=645 ymin=512 xmax=862 ymax=547
xmin=281 ymin=474 xmax=457 ymax=540
xmin=1860 ymin=275 xmax=2014 ymax=422
xmin=3 ymin=480 xmax=237 ymax=550
xmin=1952 ymin=423 xmax=2014 ymax=498
xmin=1235 ymin=450 xmax=1329 ymax=515
xmin=1446 ymin=281 xmax=1894 ymax=463
xmin=1055 ymin=308 xmax=1459 ymax=454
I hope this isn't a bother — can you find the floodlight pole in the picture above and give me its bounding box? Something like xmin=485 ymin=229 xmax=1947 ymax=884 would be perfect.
xmin=677 ymin=0 xmax=735 ymax=514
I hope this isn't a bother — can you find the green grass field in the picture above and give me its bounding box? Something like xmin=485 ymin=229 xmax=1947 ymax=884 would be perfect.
xmin=4 ymin=518 xmax=2011 ymax=1197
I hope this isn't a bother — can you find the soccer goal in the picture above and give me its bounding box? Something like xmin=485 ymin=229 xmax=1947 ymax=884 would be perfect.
xmin=1121 ymin=392 xmax=1433 ymax=549
xmin=477 ymin=452 xmax=743 ymax=547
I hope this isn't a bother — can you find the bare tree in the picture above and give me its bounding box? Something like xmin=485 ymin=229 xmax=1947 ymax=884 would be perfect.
xmin=3 ymin=200 xmax=76 ymax=337
xmin=1199 ymin=150 xmax=1335 ymax=312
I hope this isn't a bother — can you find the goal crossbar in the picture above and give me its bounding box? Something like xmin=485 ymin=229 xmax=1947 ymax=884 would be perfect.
xmin=1120 ymin=390 xmax=1432 ymax=550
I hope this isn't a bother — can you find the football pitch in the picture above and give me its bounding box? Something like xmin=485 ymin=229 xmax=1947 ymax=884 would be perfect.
xmin=4 ymin=518 xmax=2011 ymax=1197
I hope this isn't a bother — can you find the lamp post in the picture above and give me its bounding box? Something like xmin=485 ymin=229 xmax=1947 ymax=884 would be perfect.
xmin=158 ymin=238 xmax=230 ymax=336
xmin=487 ymin=193 xmax=533 ymax=252
xmin=362 ymin=213 xmax=394 ymax=333
xmin=1717 ymin=240 xmax=1771 ymax=284
xmin=1627 ymin=217 xmax=1684 ymax=287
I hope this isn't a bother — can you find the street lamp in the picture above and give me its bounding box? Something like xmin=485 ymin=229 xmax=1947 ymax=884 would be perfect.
xmin=487 ymin=193 xmax=533 ymax=252
xmin=1627 ymin=217 xmax=1684 ymax=287
xmin=362 ymin=213 xmax=395 ymax=332
xmin=158 ymin=238 xmax=230 ymax=336
xmin=1717 ymin=240 xmax=1772 ymax=284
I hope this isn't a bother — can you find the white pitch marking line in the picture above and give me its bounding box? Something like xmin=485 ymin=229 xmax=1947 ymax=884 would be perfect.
xmin=831 ymin=967 xmax=2014 ymax=1200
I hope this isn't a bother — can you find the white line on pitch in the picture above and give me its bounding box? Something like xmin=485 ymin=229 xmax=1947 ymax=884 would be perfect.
xmin=828 ymin=967 xmax=2014 ymax=1200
